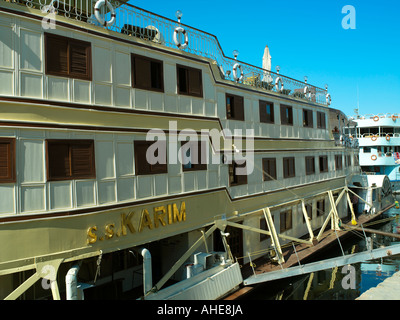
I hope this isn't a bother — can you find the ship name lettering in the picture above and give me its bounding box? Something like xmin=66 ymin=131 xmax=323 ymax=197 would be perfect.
xmin=86 ymin=202 xmax=186 ymax=245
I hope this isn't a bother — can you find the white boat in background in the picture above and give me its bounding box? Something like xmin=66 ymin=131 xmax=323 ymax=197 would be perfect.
xmin=349 ymin=174 xmax=394 ymax=215
xmin=346 ymin=113 xmax=400 ymax=192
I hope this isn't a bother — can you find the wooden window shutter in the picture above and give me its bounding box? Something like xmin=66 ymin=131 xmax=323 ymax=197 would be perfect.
xmin=134 ymin=141 xmax=167 ymax=175
xmin=48 ymin=142 xmax=70 ymax=179
xmin=69 ymin=41 xmax=90 ymax=79
xmin=259 ymin=101 xmax=267 ymax=122
xmin=0 ymin=143 xmax=10 ymax=179
xmin=149 ymin=140 xmax=167 ymax=174
xmin=46 ymin=36 xmax=69 ymax=75
xmin=134 ymin=56 xmax=151 ymax=89
xmin=177 ymin=65 xmax=202 ymax=97
xmin=260 ymin=101 xmax=274 ymax=123
xmin=188 ymin=68 xmax=202 ymax=96
xmin=287 ymin=107 xmax=293 ymax=125
xmin=280 ymin=106 xmax=287 ymax=125
xmin=321 ymin=113 xmax=326 ymax=128
xmin=177 ymin=66 xmax=188 ymax=93
xmin=150 ymin=61 xmax=163 ymax=90
xmin=45 ymin=34 xmax=91 ymax=80
xmin=134 ymin=141 xmax=150 ymax=175
xmin=233 ymin=96 xmax=244 ymax=121
xmin=71 ymin=141 xmax=95 ymax=178
xmin=236 ymin=161 xmax=247 ymax=185
xmin=304 ymin=109 xmax=313 ymax=127
xmin=47 ymin=140 xmax=95 ymax=181
xmin=0 ymin=139 xmax=15 ymax=182
xmin=283 ymin=157 xmax=295 ymax=178
xmin=309 ymin=110 xmax=313 ymax=127
xmin=290 ymin=158 xmax=295 ymax=177
xmin=263 ymin=158 xmax=276 ymax=181
xmin=317 ymin=112 xmax=326 ymax=129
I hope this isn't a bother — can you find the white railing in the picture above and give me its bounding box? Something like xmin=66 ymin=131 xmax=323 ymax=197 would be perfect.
xmin=352 ymin=113 xmax=400 ymax=120
xmin=3 ymin=0 xmax=330 ymax=105
xmin=359 ymin=133 xmax=400 ymax=139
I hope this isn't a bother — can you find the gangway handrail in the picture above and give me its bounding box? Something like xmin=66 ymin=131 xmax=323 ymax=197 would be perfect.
xmin=244 ymin=243 xmax=400 ymax=285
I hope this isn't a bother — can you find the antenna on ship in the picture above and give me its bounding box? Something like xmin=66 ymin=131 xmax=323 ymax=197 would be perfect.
xmin=355 ymin=84 xmax=360 ymax=118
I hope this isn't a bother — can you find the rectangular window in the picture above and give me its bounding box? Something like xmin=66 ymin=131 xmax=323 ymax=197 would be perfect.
xmin=283 ymin=157 xmax=295 ymax=178
xmin=259 ymin=100 xmax=274 ymax=123
xmin=345 ymin=155 xmax=351 ymax=167
xmin=280 ymin=210 xmax=292 ymax=232
xmin=316 ymin=199 xmax=325 ymax=217
xmin=317 ymin=111 xmax=326 ymax=129
xmin=303 ymin=203 xmax=313 ymax=222
xmin=46 ymin=140 xmax=95 ymax=181
xmin=319 ymin=155 xmax=328 ymax=173
xmin=229 ymin=160 xmax=247 ymax=186
xmin=259 ymin=218 xmax=271 ymax=241
xmin=303 ymin=109 xmax=313 ymax=128
xmin=305 ymin=156 xmax=315 ymax=175
xmin=181 ymin=141 xmax=207 ymax=171
xmin=262 ymin=158 xmax=277 ymax=181
xmin=45 ymin=33 xmax=92 ymax=80
xmin=226 ymin=94 xmax=244 ymax=121
xmin=280 ymin=105 xmax=293 ymax=125
xmin=132 ymin=54 xmax=163 ymax=92
xmin=335 ymin=155 xmax=343 ymax=170
xmin=0 ymin=138 xmax=16 ymax=183
xmin=134 ymin=140 xmax=167 ymax=175
xmin=177 ymin=65 xmax=203 ymax=97
xmin=363 ymin=147 xmax=371 ymax=153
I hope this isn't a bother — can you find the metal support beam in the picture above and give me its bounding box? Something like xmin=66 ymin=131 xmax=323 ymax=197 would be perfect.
xmin=263 ymin=208 xmax=284 ymax=264
xmin=4 ymin=272 xmax=41 ymax=300
xmin=347 ymin=187 xmax=373 ymax=209
xmin=346 ymin=189 xmax=357 ymax=223
xmin=225 ymin=220 xmax=312 ymax=246
xmin=328 ymin=190 xmax=340 ymax=231
xmin=316 ymin=189 xmax=346 ymax=241
xmin=301 ymin=200 xmax=315 ymax=241
xmin=4 ymin=258 xmax=63 ymax=300
xmin=244 ymin=243 xmax=400 ymax=285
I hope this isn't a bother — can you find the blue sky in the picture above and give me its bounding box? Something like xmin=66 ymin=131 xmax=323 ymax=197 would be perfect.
xmin=128 ymin=0 xmax=400 ymax=117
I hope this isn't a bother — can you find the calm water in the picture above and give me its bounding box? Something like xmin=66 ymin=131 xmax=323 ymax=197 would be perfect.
xmin=242 ymin=202 xmax=400 ymax=300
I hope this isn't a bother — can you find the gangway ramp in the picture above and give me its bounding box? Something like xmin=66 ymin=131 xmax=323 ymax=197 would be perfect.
xmin=244 ymin=243 xmax=400 ymax=285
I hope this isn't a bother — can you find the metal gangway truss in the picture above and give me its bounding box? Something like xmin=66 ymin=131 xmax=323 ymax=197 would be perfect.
xmin=244 ymin=241 xmax=400 ymax=285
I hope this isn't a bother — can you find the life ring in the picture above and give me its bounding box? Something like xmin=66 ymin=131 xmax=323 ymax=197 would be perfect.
xmin=386 ymin=134 xmax=391 ymax=141
xmin=371 ymin=135 xmax=378 ymax=141
xmin=326 ymin=93 xmax=331 ymax=105
xmin=173 ymin=26 xmax=189 ymax=49
xmin=304 ymin=85 xmax=310 ymax=98
xmin=94 ymin=0 xmax=116 ymax=27
xmin=232 ymin=63 xmax=244 ymax=82
xmin=371 ymin=155 xmax=377 ymax=161
xmin=373 ymin=116 xmax=379 ymax=122
xmin=275 ymin=76 xmax=284 ymax=92
xmin=392 ymin=115 xmax=397 ymax=121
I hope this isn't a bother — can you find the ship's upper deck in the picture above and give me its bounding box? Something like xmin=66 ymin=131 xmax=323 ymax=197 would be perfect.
xmin=349 ymin=113 xmax=400 ymax=128
xmin=0 ymin=0 xmax=330 ymax=106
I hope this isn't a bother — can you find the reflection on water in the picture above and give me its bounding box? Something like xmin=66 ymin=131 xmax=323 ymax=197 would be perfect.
xmin=243 ymin=206 xmax=400 ymax=300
